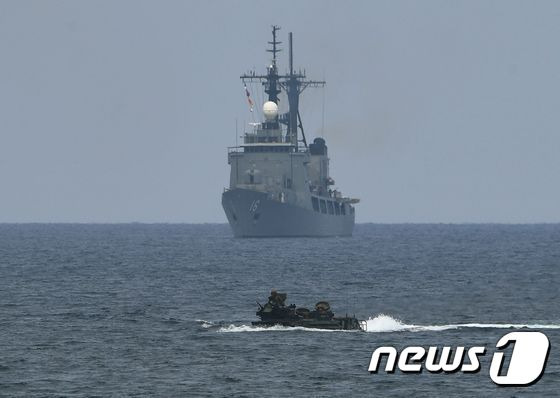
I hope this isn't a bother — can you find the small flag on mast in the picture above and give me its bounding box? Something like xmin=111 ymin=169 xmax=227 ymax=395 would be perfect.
xmin=244 ymin=86 xmax=254 ymax=112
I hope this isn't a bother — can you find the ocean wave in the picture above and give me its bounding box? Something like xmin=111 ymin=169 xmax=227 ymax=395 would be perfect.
xmin=217 ymin=324 xmax=347 ymax=333
xmin=195 ymin=319 xmax=215 ymax=329
xmin=211 ymin=314 xmax=560 ymax=333
xmin=361 ymin=314 xmax=560 ymax=333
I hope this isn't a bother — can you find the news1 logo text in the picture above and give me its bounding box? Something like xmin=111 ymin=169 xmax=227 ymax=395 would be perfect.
xmin=368 ymin=331 xmax=550 ymax=386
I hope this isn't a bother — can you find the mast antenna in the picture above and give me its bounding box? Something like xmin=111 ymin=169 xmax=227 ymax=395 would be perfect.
xmin=240 ymin=27 xmax=325 ymax=149
xmin=289 ymin=31 xmax=293 ymax=76
xmin=267 ymin=25 xmax=282 ymax=68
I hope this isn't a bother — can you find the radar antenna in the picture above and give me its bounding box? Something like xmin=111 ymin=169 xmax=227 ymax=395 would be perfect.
xmin=280 ymin=32 xmax=325 ymax=148
xmin=240 ymin=27 xmax=325 ymax=150
xmin=266 ymin=25 xmax=282 ymax=69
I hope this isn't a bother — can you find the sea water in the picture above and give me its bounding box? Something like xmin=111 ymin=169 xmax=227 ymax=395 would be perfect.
xmin=1 ymin=224 xmax=559 ymax=396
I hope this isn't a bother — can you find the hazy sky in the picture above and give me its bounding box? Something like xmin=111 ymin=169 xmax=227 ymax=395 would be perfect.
xmin=1 ymin=0 xmax=559 ymax=223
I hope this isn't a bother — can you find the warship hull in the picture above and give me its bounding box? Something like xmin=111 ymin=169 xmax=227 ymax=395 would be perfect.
xmin=222 ymin=188 xmax=354 ymax=238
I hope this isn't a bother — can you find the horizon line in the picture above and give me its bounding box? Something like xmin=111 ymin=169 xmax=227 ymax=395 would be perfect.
xmin=1 ymin=222 xmax=559 ymax=226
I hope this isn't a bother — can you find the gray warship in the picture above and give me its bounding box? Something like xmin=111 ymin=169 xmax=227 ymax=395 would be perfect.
xmin=253 ymin=290 xmax=362 ymax=331
xmin=222 ymin=26 xmax=359 ymax=237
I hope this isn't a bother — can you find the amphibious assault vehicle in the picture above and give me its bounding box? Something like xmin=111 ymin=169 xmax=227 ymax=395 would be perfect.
xmin=253 ymin=290 xmax=363 ymax=331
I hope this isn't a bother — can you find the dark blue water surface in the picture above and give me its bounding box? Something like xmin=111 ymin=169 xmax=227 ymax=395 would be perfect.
xmin=1 ymin=224 xmax=559 ymax=396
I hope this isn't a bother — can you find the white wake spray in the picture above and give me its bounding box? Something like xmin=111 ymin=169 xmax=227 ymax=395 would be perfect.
xmin=217 ymin=324 xmax=346 ymax=333
xmin=195 ymin=319 xmax=215 ymax=329
xmin=355 ymin=314 xmax=560 ymax=333
xmin=210 ymin=314 xmax=560 ymax=333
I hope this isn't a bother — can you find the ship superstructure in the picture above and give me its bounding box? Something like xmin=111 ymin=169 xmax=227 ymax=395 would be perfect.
xmin=222 ymin=26 xmax=358 ymax=237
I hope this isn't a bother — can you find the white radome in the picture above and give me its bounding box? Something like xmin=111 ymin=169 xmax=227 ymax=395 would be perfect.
xmin=263 ymin=101 xmax=278 ymax=120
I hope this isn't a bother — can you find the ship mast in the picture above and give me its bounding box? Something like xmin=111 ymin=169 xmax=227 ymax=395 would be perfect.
xmin=241 ymin=26 xmax=325 ymax=150
xmin=264 ymin=25 xmax=281 ymax=103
